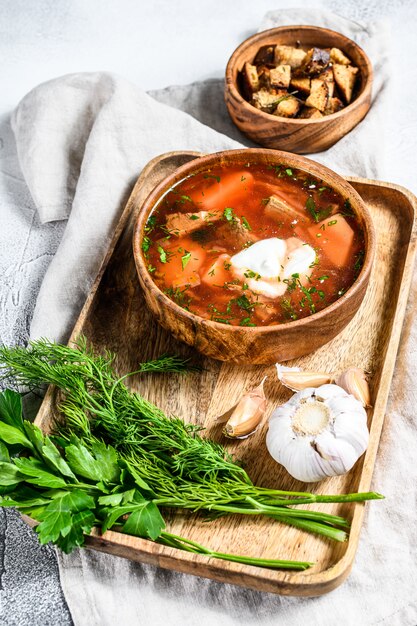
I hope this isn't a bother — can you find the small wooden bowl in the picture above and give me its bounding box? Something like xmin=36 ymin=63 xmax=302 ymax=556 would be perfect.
xmin=225 ymin=26 xmax=373 ymax=154
xmin=133 ymin=149 xmax=375 ymax=364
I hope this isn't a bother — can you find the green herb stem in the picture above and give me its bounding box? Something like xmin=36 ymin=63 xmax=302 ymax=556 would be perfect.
xmin=159 ymin=532 xmax=313 ymax=570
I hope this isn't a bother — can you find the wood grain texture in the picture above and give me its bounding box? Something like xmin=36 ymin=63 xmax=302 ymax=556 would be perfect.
xmin=133 ymin=148 xmax=375 ymax=364
xmin=225 ymin=26 xmax=373 ymax=154
xmin=34 ymin=152 xmax=417 ymax=596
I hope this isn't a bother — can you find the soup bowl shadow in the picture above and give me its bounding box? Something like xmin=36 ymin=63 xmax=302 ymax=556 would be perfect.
xmin=133 ymin=149 xmax=375 ymax=365
xmin=225 ymin=26 xmax=373 ymax=154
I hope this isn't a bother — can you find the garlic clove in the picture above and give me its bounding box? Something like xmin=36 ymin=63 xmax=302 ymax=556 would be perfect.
xmin=276 ymin=363 xmax=333 ymax=392
xmin=314 ymin=430 xmax=361 ymax=473
xmin=223 ymin=377 xmax=267 ymax=439
xmin=336 ymin=367 xmax=371 ymax=408
xmin=215 ymin=405 xmax=237 ymax=424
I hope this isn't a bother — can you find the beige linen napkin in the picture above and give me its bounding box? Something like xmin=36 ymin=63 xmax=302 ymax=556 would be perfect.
xmin=9 ymin=6 xmax=417 ymax=626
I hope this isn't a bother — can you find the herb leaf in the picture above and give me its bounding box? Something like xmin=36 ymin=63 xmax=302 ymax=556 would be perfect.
xmin=181 ymin=251 xmax=192 ymax=270
xmin=305 ymin=197 xmax=333 ymax=223
xmin=241 ymin=217 xmax=252 ymax=231
xmin=0 ymin=462 xmax=25 ymax=486
xmin=0 ymin=421 xmax=33 ymax=449
xmin=223 ymin=207 xmax=236 ymax=223
xmin=142 ymin=236 xmax=151 ymax=253
xmin=41 ymin=437 xmax=77 ymax=480
xmin=36 ymin=490 xmax=96 ymax=548
xmin=157 ymin=245 xmax=168 ymax=264
xmin=203 ymin=174 xmax=220 ymax=183
xmin=13 ymin=457 xmax=68 ymax=489
xmin=122 ymin=500 xmax=165 ymax=541
xmin=65 ymin=439 xmax=107 ymax=483
xmin=0 ymin=389 xmax=23 ymax=429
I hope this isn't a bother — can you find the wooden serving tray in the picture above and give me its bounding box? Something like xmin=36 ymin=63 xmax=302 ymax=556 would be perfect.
xmin=35 ymin=151 xmax=417 ymax=596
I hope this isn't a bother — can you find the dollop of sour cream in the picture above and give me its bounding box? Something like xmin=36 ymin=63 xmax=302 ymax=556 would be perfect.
xmin=230 ymin=237 xmax=316 ymax=299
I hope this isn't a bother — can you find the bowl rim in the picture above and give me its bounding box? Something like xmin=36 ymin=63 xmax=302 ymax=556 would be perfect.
xmin=133 ymin=148 xmax=376 ymax=335
xmin=225 ymin=24 xmax=374 ymax=125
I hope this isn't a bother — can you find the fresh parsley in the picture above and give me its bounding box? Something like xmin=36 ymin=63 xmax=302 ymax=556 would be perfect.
xmin=181 ymin=251 xmax=192 ymax=271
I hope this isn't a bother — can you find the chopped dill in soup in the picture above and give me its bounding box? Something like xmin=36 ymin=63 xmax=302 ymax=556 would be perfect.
xmin=142 ymin=162 xmax=365 ymax=326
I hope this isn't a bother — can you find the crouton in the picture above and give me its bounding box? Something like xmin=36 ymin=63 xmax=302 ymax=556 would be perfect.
xmin=253 ymin=44 xmax=276 ymax=66
xmin=330 ymin=47 xmax=351 ymax=66
xmin=299 ymin=106 xmax=324 ymax=119
xmin=289 ymin=75 xmax=311 ymax=95
xmin=274 ymin=95 xmax=301 ymax=118
xmin=324 ymin=97 xmax=344 ymax=115
xmin=264 ymin=195 xmax=302 ymax=221
xmin=301 ymin=47 xmax=330 ymax=75
xmin=270 ymin=64 xmax=291 ymax=89
xmin=305 ymin=79 xmax=329 ymax=112
xmin=274 ymin=45 xmax=306 ymax=69
xmin=252 ymin=88 xmax=286 ymax=113
xmin=333 ymin=64 xmax=358 ymax=103
xmin=317 ymin=67 xmax=335 ymax=97
xmin=257 ymin=65 xmax=271 ymax=89
xmin=243 ymin=40 xmax=359 ymax=119
xmin=242 ymin=62 xmax=259 ymax=96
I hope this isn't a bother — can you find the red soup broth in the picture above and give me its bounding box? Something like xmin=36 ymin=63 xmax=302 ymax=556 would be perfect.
xmin=142 ymin=162 xmax=365 ymax=327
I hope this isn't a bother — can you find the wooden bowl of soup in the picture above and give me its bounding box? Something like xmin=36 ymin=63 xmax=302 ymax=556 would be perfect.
xmin=225 ymin=26 xmax=373 ymax=154
xmin=133 ymin=149 xmax=375 ymax=364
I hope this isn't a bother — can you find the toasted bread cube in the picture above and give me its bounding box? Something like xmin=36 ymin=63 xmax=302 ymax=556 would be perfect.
xmin=326 ymin=81 xmax=335 ymax=98
xmin=301 ymin=47 xmax=330 ymax=75
xmin=299 ymin=106 xmax=324 ymax=119
xmin=308 ymin=214 xmax=355 ymax=267
xmin=305 ymin=79 xmax=329 ymax=112
xmin=274 ymin=45 xmax=306 ymax=69
xmin=252 ymin=88 xmax=286 ymax=113
xmin=290 ymin=75 xmax=311 ymax=95
xmin=254 ymin=44 xmax=276 ymax=66
xmin=333 ymin=64 xmax=358 ymax=103
xmin=273 ymin=95 xmax=301 ymax=118
xmin=317 ymin=67 xmax=335 ymax=97
xmin=324 ymin=97 xmax=344 ymax=115
xmin=330 ymin=47 xmax=351 ymax=66
xmin=242 ymin=62 xmax=259 ymax=95
xmin=270 ymin=64 xmax=291 ymax=88
xmin=257 ymin=65 xmax=271 ymax=89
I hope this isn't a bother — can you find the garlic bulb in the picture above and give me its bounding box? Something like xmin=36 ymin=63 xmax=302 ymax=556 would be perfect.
xmin=266 ymin=384 xmax=369 ymax=482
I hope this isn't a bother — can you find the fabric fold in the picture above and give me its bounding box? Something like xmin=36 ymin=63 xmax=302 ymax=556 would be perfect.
xmin=12 ymin=73 xmax=241 ymax=342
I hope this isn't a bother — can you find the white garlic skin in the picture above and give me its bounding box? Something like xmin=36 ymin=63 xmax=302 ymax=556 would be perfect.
xmin=266 ymin=384 xmax=369 ymax=483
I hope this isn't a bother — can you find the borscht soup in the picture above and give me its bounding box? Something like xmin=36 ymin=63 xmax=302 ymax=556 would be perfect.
xmin=141 ymin=161 xmax=364 ymax=327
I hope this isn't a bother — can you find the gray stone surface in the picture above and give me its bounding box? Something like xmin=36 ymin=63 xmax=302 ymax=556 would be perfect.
xmin=0 ymin=510 xmax=72 ymax=626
